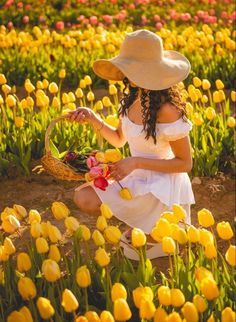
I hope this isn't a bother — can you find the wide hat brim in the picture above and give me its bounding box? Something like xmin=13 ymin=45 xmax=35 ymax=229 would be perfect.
xmin=93 ymin=50 xmax=191 ymax=90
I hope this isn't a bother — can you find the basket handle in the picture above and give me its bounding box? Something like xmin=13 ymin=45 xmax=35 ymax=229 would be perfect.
xmin=45 ymin=115 xmax=68 ymax=153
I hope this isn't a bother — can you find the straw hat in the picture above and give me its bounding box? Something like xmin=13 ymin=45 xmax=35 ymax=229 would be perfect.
xmin=93 ymin=29 xmax=191 ymax=90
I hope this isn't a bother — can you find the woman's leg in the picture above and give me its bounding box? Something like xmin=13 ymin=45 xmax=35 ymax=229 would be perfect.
xmin=74 ymin=186 xmax=102 ymax=215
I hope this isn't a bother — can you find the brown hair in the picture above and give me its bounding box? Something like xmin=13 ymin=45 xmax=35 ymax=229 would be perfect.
xmin=118 ymin=77 xmax=188 ymax=144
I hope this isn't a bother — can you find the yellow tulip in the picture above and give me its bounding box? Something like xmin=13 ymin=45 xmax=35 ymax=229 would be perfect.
xmin=28 ymin=209 xmax=41 ymax=223
xmin=111 ymin=283 xmax=127 ymax=302
xmin=6 ymin=94 xmax=16 ymax=107
xmin=7 ymin=311 xmax=26 ymax=322
xmin=172 ymin=204 xmax=186 ymax=221
xmin=133 ymin=286 xmax=153 ymax=308
xmin=202 ymin=79 xmax=211 ymax=90
xmin=109 ymin=84 xmax=117 ymax=95
xmin=213 ymin=91 xmax=221 ymax=103
xmin=187 ymin=225 xmax=200 ymax=243
xmin=100 ymin=310 xmax=115 ymax=322
xmin=17 ymin=252 xmax=32 ymax=272
xmin=0 ymin=94 xmax=3 ymax=105
xmin=36 ymin=237 xmax=49 ymax=254
xmin=94 ymin=100 xmax=103 ymax=111
xmin=37 ymin=297 xmax=55 ymax=320
xmin=215 ymin=79 xmax=224 ymax=90
xmin=193 ymin=77 xmax=202 ymax=87
xmin=95 ymin=247 xmax=110 ymax=267
xmin=14 ymin=116 xmax=24 ymax=128
xmin=75 ymin=87 xmax=84 ymax=99
xmin=87 ymin=91 xmax=95 ymax=101
xmin=18 ymin=277 xmax=37 ymax=300
xmin=225 ymin=245 xmax=236 ymax=266
xmin=176 ymin=228 xmax=188 ymax=245
xmin=59 ymin=69 xmax=66 ymax=79
xmin=100 ymin=203 xmax=113 ymax=219
xmin=62 ymin=93 xmax=70 ymax=104
xmin=119 ymin=187 xmax=133 ymax=200
xmin=193 ymin=295 xmax=208 ymax=313
xmin=227 ymin=116 xmax=235 ymax=128
xmin=105 ymin=114 xmax=119 ymax=128
xmin=197 ymin=208 xmax=215 ymax=227
xmin=131 ymin=228 xmax=146 ymax=248
xmin=200 ymin=278 xmax=219 ymax=300
xmin=139 ymin=299 xmax=156 ymax=320
xmin=189 ymin=91 xmax=199 ymax=102
xmin=48 ymin=245 xmax=61 ymax=262
xmin=47 ymin=224 xmax=62 ymax=243
xmin=42 ymin=259 xmax=61 ymax=282
xmin=24 ymin=80 xmax=35 ymax=93
xmin=64 ymin=216 xmax=80 ymax=233
xmin=207 ymin=314 xmax=215 ymax=322
xmin=68 ymin=91 xmax=76 ymax=102
xmin=48 ymin=82 xmax=58 ymax=94
xmin=155 ymin=218 xmax=172 ymax=238
xmin=185 ymin=102 xmax=193 ymax=115
xmin=2 ymin=215 xmax=20 ymax=233
xmin=85 ymin=311 xmax=100 ymax=322
xmin=51 ymin=201 xmax=70 ymax=220
xmin=201 ymin=94 xmax=208 ymax=103
xmin=79 ymin=224 xmax=91 ymax=241
xmin=165 ymin=312 xmax=182 ymax=322
xmin=61 ymin=288 xmax=79 ymax=313
xmin=221 ymin=307 xmax=236 ymax=322
xmin=205 ymin=107 xmax=216 ymax=120
xmin=104 ymin=226 xmax=121 ymax=244
xmin=160 ymin=211 xmax=178 ymax=224
xmin=170 ymin=288 xmax=185 ymax=307
xmin=157 ymin=285 xmax=171 ymax=306
xmin=218 ymin=89 xmax=225 ymax=101
xmin=199 ymin=228 xmax=214 ymax=246
xmin=104 ymin=148 xmax=122 ymax=162
xmin=84 ymin=75 xmax=92 ymax=86
xmin=42 ymin=79 xmax=49 ymax=89
xmin=113 ymin=299 xmax=132 ymax=321
xmin=37 ymin=80 xmax=44 ymax=89
xmin=0 ymin=73 xmax=7 ymax=85
xmin=19 ymin=306 xmax=33 ymax=322
xmin=195 ymin=267 xmax=214 ymax=282
xmin=13 ymin=204 xmax=27 ymax=219
xmin=3 ymin=237 xmax=16 ymax=255
xmin=76 ymin=265 xmax=91 ymax=288
xmin=0 ymin=246 xmax=9 ymax=261
xmin=26 ymin=96 xmax=34 ymax=108
xmin=181 ymin=302 xmax=199 ymax=322
xmin=92 ymin=230 xmax=105 ymax=246
xmin=30 ymin=222 xmax=42 ymax=238
xmin=102 ymin=96 xmax=112 ymax=107
xmin=230 ymin=90 xmax=236 ymax=102
xmin=162 ymin=236 xmax=176 ymax=254
xmin=96 ymin=215 xmax=108 ymax=231
xmin=80 ymin=79 xmax=86 ymax=89
xmin=204 ymin=242 xmax=217 ymax=259
xmin=192 ymin=112 xmax=204 ymax=126
xmin=216 ymin=221 xmax=234 ymax=240
xmin=154 ymin=307 xmax=168 ymax=322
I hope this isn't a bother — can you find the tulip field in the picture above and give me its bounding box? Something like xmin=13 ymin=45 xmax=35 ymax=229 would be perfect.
xmin=0 ymin=0 xmax=236 ymax=321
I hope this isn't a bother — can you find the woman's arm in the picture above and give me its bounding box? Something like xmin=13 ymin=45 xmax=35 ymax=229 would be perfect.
xmin=66 ymin=107 xmax=127 ymax=148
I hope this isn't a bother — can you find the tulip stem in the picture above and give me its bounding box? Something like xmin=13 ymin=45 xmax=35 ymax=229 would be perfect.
xmin=29 ymin=299 xmax=38 ymax=322
xmin=84 ymin=287 xmax=89 ymax=312
xmin=168 ymin=254 xmax=174 ymax=288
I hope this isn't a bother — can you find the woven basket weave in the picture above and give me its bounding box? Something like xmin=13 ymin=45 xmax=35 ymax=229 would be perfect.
xmin=41 ymin=115 xmax=86 ymax=181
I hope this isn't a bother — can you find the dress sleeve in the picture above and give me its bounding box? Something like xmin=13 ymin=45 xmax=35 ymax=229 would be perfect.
xmin=159 ymin=118 xmax=193 ymax=142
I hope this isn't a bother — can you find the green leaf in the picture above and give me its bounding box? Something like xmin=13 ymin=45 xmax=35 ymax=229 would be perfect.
xmin=49 ymin=139 xmax=60 ymax=158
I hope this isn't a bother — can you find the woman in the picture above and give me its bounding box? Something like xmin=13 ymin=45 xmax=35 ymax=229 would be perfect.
xmin=67 ymin=29 xmax=195 ymax=259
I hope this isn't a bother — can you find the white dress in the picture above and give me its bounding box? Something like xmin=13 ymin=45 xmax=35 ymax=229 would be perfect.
xmin=76 ymin=115 xmax=195 ymax=234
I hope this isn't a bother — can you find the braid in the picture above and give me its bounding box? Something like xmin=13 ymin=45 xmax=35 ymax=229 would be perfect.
xmin=118 ymin=77 xmax=138 ymax=116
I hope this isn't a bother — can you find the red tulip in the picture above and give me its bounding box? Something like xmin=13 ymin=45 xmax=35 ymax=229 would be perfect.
xmin=94 ymin=176 xmax=108 ymax=191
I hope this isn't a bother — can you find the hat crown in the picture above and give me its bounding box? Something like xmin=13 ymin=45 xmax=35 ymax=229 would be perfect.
xmin=119 ymin=29 xmax=164 ymax=61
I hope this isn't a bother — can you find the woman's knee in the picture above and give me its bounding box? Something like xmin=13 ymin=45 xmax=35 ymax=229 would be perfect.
xmin=73 ymin=187 xmax=101 ymax=213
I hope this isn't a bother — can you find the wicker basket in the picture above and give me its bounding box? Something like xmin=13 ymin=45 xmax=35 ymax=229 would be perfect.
xmin=41 ymin=115 xmax=86 ymax=181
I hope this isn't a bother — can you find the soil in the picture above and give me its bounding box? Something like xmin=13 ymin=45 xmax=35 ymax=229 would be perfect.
xmin=0 ymin=166 xmax=235 ymax=273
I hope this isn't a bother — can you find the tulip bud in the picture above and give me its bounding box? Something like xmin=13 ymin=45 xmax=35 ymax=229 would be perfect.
xmin=42 ymin=79 xmax=49 ymax=89
xmin=64 ymin=216 xmax=80 ymax=233
xmin=102 ymin=96 xmax=112 ymax=107
xmin=202 ymin=79 xmax=211 ymax=90
xmin=225 ymin=244 xmax=236 ymax=266
xmin=36 ymin=237 xmax=49 ymax=254
xmin=59 ymin=69 xmax=66 ymax=79
xmin=195 ymin=266 xmax=214 ymax=282
xmin=119 ymin=187 xmax=133 ymax=200
xmin=197 ymin=208 xmax=215 ymax=227
xmin=176 ymin=228 xmax=188 ymax=245
xmin=87 ymin=91 xmax=95 ymax=101
xmin=104 ymin=226 xmax=121 ymax=244
xmin=230 ymin=90 xmax=236 ymax=102
xmin=3 ymin=237 xmax=16 ymax=255
xmin=111 ymin=283 xmax=127 ymax=302
xmin=213 ymin=91 xmax=221 ymax=103
xmin=205 ymin=107 xmax=216 ymax=120
xmin=131 ymin=228 xmax=146 ymax=248
xmin=0 ymin=73 xmax=7 ymax=85
xmin=2 ymin=215 xmax=20 ymax=233
xmin=227 ymin=116 xmax=235 ymax=128
xmin=162 ymin=236 xmax=176 ymax=254
xmin=113 ymin=299 xmax=132 ymax=321
xmin=0 ymin=246 xmax=9 ymax=261
xmin=48 ymin=224 xmax=62 ymax=243
xmin=154 ymin=307 xmax=168 ymax=322
xmin=104 ymin=149 xmax=122 ymax=162
xmin=92 ymin=230 xmax=105 ymax=246
xmin=221 ymin=307 xmax=236 ymax=322
xmin=19 ymin=306 xmax=33 ymax=322
xmin=165 ymin=312 xmax=182 ymax=322
xmin=51 ymin=201 xmax=70 ymax=220
xmin=30 ymin=222 xmax=42 ymax=238
xmin=199 ymin=228 xmax=214 ymax=246
xmin=85 ymin=311 xmax=100 ymax=322
xmin=216 ymin=221 xmax=234 ymax=240
xmin=133 ymin=286 xmax=153 ymax=308
xmin=204 ymin=242 xmax=217 ymax=259
xmin=181 ymin=302 xmax=199 ymax=322
xmin=172 ymin=204 xmax=186 ymax=221
xmin=48 ymin=82 xmax=58 ymax=94
xmin=95 ymin=247 xmax=110 ymax=267
xmin=14 ymin=116 xmax=24 ymax=128
xmin=192 ymin=112 xmax=204 ymax=126
xmin=42 ymin=259 xmax=61 ymax=282
xmin=193 ymin=294 xmax=207 ymax=313
xmin=200 ymin=277 xmax=220 ymax=300
xmin=187 ymin=225 xmax=200 ymax=243
xmin=155 ymin=218 xmax=172 ymax=238
xmin=61 ymin=289 xmax=79 ymax=313
xmin=100 ymin=311 xmax=115 ymax=322
xmin=79 ymin=224 xmax=91 ymax=241
xmin=170 ymin=288 xmax=185 ymax=307
xmin=7 ymin=311 xmax=25 ymax=322
xmin=76 ymin=265 xmax=91 ymax=288
xmin=37 ymin=297 xmax=55 ymax=320
xmin=207 ymin=314 xmax=215 ymax=322
xmin=13 ymin=204 xmax=27 ymax=219
xmin=17 ymin=252 xmax=32 ymax=272
xmin=215 ymin=79 xmax=224 ymax=90
xmin=18 ymin=277 xmax=37 ymax=300
xmin=193 ymin=77 xmax=202 ymax=88
xmin=100 ymin=203 xmax=113 ymax=219
xmin=157 ymin=285 xmax=171 ymax=306
xmin=96 ymin=215 xmax=108 ymax=231
xmin=79 ymin=79 xmax=86 ymax=88
xmin=24 ymin=80 xmax=35 ymax=93
xmin=139 ymin=299 xmax=156 ymax=320
xmin=28 ymin=209 xmax=41 ymax=224
xmin=109 ymin=84 xmax=117 ymax=95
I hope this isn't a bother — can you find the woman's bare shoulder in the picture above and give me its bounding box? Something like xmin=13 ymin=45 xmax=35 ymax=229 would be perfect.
xmin=157 ymin=102 xmax=182 ymax=123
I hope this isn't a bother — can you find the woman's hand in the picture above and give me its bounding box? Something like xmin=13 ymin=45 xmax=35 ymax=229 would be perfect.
xmin=109 ymin=157 xmax=137 ymax=181
xmin=66 ymin=107 xmax=96 ymax=124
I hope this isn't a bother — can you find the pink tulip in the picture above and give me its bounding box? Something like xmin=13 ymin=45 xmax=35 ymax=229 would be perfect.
xmin=94 ymin=176 xmax=109 ymax=191
xmin=155 ymin=22 xmax=163 ymax=30
xmin=55 ymin=21 xmax=64 ymax=30
xmin=128 ymin=3 xmax=135 ymax=9
xmin=22 ymin=15 xmax=29 ymax=24
xmin=5 ymin=0 xmax=13 ymax=8
xmin=25 ymin=4 xmax=31 ymax=10
xmin=17 ymin=2 xmax=23 ymax=9
xmin=86 ymin=156 xmax=99 ymax=169
xmin=193 ymin=15 xmax=199 ymax=23
xmin=90 ymin=16 xmax=98 ymax=25
xmin=102 ymin=15 xmax=113 ymax=24
xmin=89 ymin=166 xmax=103 ymax=178
xmin=115 ymin=10 xmax=126 ymax=22
xmin=111 ymin=0 xmax=117 ymax=4
xmin=7 ymin=21 xmax=13 ymax=29
xmin=154 ymin=14 xmax=161 ymax=22
xmin=39 ymin=15 xmax=46 ymax=23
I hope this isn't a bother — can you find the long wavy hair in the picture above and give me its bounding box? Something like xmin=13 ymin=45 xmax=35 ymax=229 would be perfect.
xmin=118 ymin=77 xmax=188 ymax=144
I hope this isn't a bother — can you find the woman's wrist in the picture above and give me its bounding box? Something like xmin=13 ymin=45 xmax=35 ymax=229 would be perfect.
xmin=91 ymin=114 xmax=104 ymax=131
